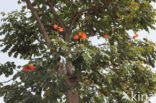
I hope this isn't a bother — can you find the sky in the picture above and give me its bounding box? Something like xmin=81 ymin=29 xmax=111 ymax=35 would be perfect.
xmin=0 ymin=0 xmax=156 ymax=102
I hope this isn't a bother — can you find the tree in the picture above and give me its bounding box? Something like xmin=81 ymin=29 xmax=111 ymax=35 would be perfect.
xmin=0 ymin=0 xmax=156 ymax=103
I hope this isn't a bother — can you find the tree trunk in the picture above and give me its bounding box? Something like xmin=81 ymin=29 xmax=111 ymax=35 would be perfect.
xmin=65 ymin=89 xmax=79 ymax=103
xmin=65 ymin=79 xmax=79 ymax=103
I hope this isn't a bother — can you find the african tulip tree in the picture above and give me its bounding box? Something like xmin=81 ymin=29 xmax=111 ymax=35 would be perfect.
xmin=0 ymin=0 xmax=156 ymax=103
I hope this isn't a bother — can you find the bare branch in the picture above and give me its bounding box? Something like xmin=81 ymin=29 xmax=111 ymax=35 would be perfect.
xmin=25 ymin=0 xmax=50 ymax=45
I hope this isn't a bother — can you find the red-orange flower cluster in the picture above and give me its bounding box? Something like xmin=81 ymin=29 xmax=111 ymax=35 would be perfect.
xmin=53 ymin=24 xmax=58 ymax=29
xmin=59 ymin=27 xmax=63 ymax=32
xmin=23 ymin=67 xmax=28 ymax=72
xmin=74 ymin=32 xmax=87 ymax=40
xmin=23 ymin=65 xmax=35 ymax=72
xmin=53 ymin=24 xmax=64 ymax=32
xmin=104 ymin=34 xmax=108 ymax=39
xmin=133 ymin=34 xmax=139 ymax=38
xmin=74 ymin=35 xmax=79 ymax=40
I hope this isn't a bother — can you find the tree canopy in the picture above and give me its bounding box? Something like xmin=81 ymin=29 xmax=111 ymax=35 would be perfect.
xmin=0 ymin=0 xmax=156 ymax=103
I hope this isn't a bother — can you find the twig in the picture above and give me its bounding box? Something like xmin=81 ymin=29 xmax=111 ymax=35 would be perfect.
xmin=0 ymin=78 xmax=13 ymax=84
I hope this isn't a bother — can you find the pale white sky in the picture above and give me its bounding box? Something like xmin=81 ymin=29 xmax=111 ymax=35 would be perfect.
xmin=0 ymin=0 xmax=156 ymax=102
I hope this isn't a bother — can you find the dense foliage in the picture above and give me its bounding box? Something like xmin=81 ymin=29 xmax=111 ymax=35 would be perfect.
xmin=0 ymin=0 xmax=156 ymax=103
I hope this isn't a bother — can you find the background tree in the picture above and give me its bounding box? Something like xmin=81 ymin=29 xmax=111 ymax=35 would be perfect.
xmin=0 ymin=0 xmax=156 ymax=103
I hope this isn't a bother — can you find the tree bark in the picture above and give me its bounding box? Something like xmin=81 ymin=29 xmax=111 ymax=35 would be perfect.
xmin=65 ymin=89 xmax=79 ymax=103
xmin=65 ymin=79 xmax=79 ymax=103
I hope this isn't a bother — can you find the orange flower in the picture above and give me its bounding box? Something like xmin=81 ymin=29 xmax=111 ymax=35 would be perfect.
xmin=53 ymin=24 xmax=58 ymax=29
xmin=59 ymin=27 xmax=63 ymax=32
xmin=78 ymin=32 xmax=83 ymax=36
xmin=104 ymin=34 xmax=108 ymax=39
xmin=23 ymin=67 xmax=28 ymax=72
xmin=135 ymin=34 xmax=139 ymax=38
xmin=81 ymin=33 xmax=86 ymax=40
xmin=74 ymin=35 xmax=79 ymax=40
xmin=133 ymin=34 xmax=139 ymax=39
xmin=28 ymin=65 xmax=35 ymax=71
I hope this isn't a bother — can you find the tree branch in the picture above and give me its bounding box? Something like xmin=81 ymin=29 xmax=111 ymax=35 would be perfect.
xmin=47 ymin=1 xmax=65 ymax=28
xmin=25 ymin=0 xmax=50 ymax=45
xmin=68 ymin=1 xmax=112 ymax=34
xmin=47 ymin=0 xmax=68 ymax=40
xmin=92 ymin=68 xmax=105 ymax=82
xmin=0 ymin=78 xmax=13 ymax=84
xmin=68 ymin=6 xmax=101 ymax=35
xmin=68 ymin=8 xmax=89 ymax=34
